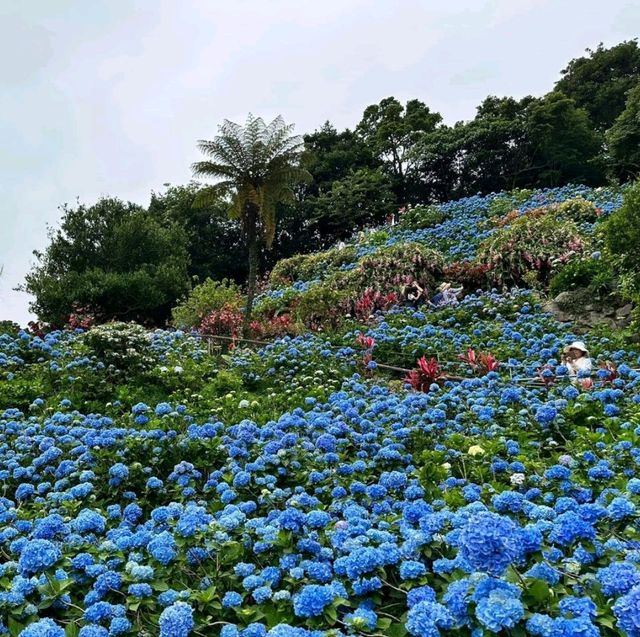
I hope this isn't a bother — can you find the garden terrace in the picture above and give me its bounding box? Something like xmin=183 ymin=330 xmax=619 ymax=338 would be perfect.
xmin=2 ymin=184 xmax=640 ymax=637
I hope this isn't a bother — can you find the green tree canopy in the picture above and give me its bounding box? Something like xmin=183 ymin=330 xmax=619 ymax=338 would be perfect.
xmin=458 ymin=95 xmax=535 ymax=193
xmin=310 ymin=167 xmax=395 ymax=237
xmin=525 ymin=92 xmax=604 ymax=187
xmin=148 ymin=183 xmax=248 ymax=284
xmin=606 ymin=179 xmax=640 ymax=275
xmin=23 ymin=198 xmax=190 ymax=326
xmin=302 ymin=122 xmax=376 ymax=194
xmin=607 ymin=83 xmax=640 ymax=182
xmin=356 ymin=97 xmax=442 ymax=203
xmin=555 ymin=40 xmax=640 ymax=131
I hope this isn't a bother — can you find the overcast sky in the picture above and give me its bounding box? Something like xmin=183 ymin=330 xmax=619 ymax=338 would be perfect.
xmin=1 ymin=0 xmax=639 ymax=325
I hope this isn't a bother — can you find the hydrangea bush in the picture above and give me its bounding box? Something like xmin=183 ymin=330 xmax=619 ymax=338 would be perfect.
xmin=2 ymin=184 xmax=640 ymax=637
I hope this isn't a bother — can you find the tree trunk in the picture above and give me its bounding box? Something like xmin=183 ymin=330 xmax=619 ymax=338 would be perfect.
xmin=242 ymin=203 xmax=259 ymax=336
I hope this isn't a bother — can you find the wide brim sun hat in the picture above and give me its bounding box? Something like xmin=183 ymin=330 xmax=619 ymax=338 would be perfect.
xmin=564 ymin=340 xmax=589 ymax=355
xmin=438 ymin=282 xmax=451 ymax=292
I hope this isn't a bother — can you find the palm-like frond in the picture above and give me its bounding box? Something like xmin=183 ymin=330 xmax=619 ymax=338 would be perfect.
xmin=193 ymin=114 xmax=310 ymax=245
xmin=192 ymin=182 xmax=234 ymax=209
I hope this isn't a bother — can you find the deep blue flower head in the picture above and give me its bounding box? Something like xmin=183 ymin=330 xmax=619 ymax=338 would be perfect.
xmin=407 ymin=586 xmax=436 ymax=608
xmin=597 ymin=562 xmax=640 ymax=597
xmin=223 ymin=591 xmax=243 ymax=608
xmin=109 ymin=617 xmax=132 ymax=635
xmin=127 ymin=583 xmax=152 ymax=598
xmin=400 ymin=560 xmax=427 ymax=580
xmin=19 ymin=539 xmax=61 ymax=575
xmin=84 ymin=601 xmax=114 ymax=623
xmin=345 ymin=607 xmax=378 ymax=630
xmin=535 ymin=405 xmax=557 ymax=426
xmin=159 ymin=602 xmax=194 ymax=637
xmin=78 ymin=626 xmax=108 ymax=637
xmin=526 ymin=613 xmax=553 ymax=636
xmin=74 ymin=509 xmax=106 ymax=534
xmin=155 ymin=402 xmax=173 ymax=416
xmin=614 ymin=584 xmax=640 ymax=637
xmin=148 ymin=531 xmax=177 ymax=566
xmin=608 ymin=496 xmax=636 ymax=521
xmin=548 ymin=511 xmax=595 ymax=546
xmin=559 ymin=596 xmax=597 ymax=619
xmin=458 ymin=511 xmax=521 ymax=575
xmin=475 ymin=586 xmax=524 ymax=632
xmin=406 ymin=600 xmax=454 ymax=637
xmin=292 ymin=584 xmax=334 ymax=618
xmin=18 ymin=619 xmax=65 ymax=637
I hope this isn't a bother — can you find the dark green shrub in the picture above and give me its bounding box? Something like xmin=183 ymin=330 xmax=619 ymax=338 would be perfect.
xmin=294 ymin=285 xmax=350 ymax=330
xmin=0 ymin=320 xmax=21 ymax=336
xmin=549 ymin=259 xmax=601 ymax=297
xmin=172 ymin=278 xmax=242 ymax=329
xmin=605 ymin=181 xmax=640 ymax=322
xmin=605 ymin=180 xmax=640 ymax=276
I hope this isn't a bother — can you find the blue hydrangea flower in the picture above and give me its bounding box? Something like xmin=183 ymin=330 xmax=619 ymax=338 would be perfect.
xmin=18 ymin=618 xmax=65 ymax=637
xmin=458 ymin=511 xmax=521 ymax=575
xmin=292 ymin=584 xmax=334 ymax=618
xmin=159 ymin=602 xmax=194 ymax=637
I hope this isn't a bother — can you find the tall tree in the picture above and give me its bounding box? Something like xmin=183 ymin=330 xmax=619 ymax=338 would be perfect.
xmin=555 ymin=40 xmax=640 ymax=131
xmin=525 ymin=92 xmax=604 ymax=187
xmin=459 ymin=96 xmax=535 ymax=193
xmin=356 ymin=97 xmax=442 ymax=204
xmin=22 ymin=198 xmax=190 ymax=325
xmin=149 ymin=183 xmax=247 ymax=284
xmin=407 ymin=124 xmax=465 ymax=202
xmin=310 ymin=167 xmax=395 ymax=239
xmin=302 ymin=122 xmax=376 ymax=195
xmin=607 ymin=83 xmax=640 ymax=182
xmin=192 ymin=115 xmax=309 ymax=330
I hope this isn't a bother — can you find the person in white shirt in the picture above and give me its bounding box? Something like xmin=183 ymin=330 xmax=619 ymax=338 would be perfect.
xmin=562 ymin=341 xmax=592 ymax=380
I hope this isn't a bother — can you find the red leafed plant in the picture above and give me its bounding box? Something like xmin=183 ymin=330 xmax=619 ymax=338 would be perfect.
xmin=356 ymin=334 xmax=376 ymax=350
xmin=478 ymin=352 xmax=500 ymax=373
xmin=405 ymin=356 xmax=446 ymax=392
xmin=66 ymin=304 xmax=98 ymax=330
xmin=354 ymin=289 xmax=398 ymax=321
xmin=356 ymin=334 xmax=376 ymax=373
xmin=443 ymin=261 xmax=492 ymax=289
xmin=459 ymin=348 xmax=478 ymax=368
xmin=199 ymin=303 xmax=243 ymax=338
xmin=252 ymin=314 xmax=297 ymax=339
xmin=459 ymin=348 xmax=500 ymax=374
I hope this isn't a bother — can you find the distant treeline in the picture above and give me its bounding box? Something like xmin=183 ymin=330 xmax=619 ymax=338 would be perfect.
xmin=22 ymin=40 xmax=640 ymax=326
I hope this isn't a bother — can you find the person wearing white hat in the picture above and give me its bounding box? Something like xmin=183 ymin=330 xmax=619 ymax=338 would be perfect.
xmin=562 ymin=341 xmax=592 ymax=381
xmin=429 ymin=282 xmax=463 ymax=308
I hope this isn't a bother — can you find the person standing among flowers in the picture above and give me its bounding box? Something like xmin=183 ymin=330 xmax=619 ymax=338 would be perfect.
xmin=562 ymin=341 xmax=592 ymax=384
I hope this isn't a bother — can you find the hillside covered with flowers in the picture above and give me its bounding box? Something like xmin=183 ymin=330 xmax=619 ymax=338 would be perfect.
xmin=3 ymin=184 xmax=640 ymax=637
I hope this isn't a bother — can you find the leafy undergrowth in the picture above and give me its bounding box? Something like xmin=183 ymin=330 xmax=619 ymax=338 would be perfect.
xmin=3 ymin=186 xmax=640 ymax=637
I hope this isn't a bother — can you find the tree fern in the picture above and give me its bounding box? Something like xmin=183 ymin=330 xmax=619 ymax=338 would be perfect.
xmin=192 ymin=114 xmax=309 ymax=331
